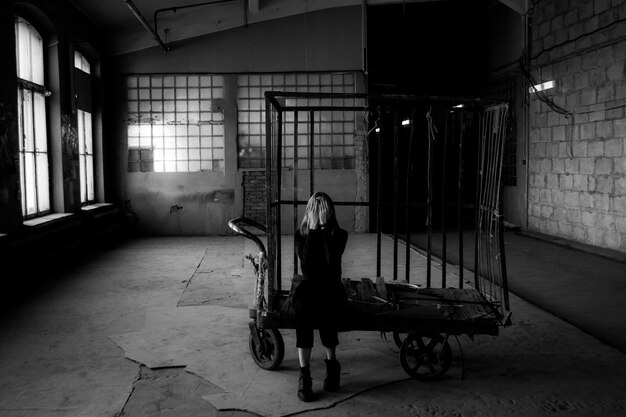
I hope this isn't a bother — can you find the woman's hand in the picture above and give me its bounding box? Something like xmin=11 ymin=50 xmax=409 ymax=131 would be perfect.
xmin=306 ymin=199 xmax=320 ymax=230
xmin=318 ymin=198 xmax=330 ymax=226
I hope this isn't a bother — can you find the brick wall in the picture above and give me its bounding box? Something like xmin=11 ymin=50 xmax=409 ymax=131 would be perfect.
xmin=528 ymin=0 xmax=626 ymax=251
xmin=243 ymin=170 xmax=266 ymax=225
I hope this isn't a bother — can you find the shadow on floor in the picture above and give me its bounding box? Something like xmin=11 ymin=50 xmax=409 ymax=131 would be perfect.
xmin=407 ymin=229 xmax=626 ymax=355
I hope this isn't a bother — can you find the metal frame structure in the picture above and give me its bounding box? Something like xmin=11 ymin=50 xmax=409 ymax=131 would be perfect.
xmin=229 ymin=91 xmax=512 ymax=380
xmin=262 ymin=91 xmax=510 ymax=322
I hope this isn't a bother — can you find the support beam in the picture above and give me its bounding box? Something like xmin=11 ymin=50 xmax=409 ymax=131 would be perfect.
xmin=498 ymin=0 xmax=527 ymax=15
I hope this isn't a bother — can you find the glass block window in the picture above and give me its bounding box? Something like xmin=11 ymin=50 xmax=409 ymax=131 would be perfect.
xmin=74 ymin=51 xmax=90 ymax=74
xmin=126 ymin=74 xmax=225 ymax=173
xmin=15 ymin=16 xmax=50 ymax=218
xmin=77 ymin=109 xmax=94 ymax=203
xmin=237 ymin=72 xmax=359 ymax=169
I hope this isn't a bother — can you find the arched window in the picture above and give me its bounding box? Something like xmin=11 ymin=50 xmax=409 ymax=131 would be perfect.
xmin=74 ymin=50 xmax=91 ymax=74
xmin=15 ymin=16 xmax=50 ymax=218
xmin=75 ymin=50 xmax=94 ymax=203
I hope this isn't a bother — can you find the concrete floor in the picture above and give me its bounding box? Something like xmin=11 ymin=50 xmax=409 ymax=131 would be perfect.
xmin=1 ymin=233 xmax=626 ymax=417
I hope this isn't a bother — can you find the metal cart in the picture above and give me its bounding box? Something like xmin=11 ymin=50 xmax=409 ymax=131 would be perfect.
xmin=228 ymin=91 xmax=512 ymax=381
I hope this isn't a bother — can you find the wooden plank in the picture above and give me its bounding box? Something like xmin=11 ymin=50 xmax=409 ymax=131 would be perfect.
xmin=376 ymin=276 xmax=388 ymax=301
xmin=358 ymin=278 xmax=378 ymax=300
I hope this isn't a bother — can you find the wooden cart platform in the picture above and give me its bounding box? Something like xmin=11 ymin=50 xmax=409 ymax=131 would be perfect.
xmin=261 ymin=278 xmax=502 ymax=337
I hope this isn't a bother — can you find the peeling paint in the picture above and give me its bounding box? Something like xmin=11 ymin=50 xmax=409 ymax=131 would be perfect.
xmin=207 ymin=189 xmax=234 ymax=203
xmin=170 ymin=204 xmax=184 ymax=214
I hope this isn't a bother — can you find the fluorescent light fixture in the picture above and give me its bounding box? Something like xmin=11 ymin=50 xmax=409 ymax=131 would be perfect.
xmin=530 ymin=80 xmax=554 ymax=93
xmin=453 ymin=104 xmax=464 ymax=108
xmin=401 ymin=119 xmax=410 ymax=126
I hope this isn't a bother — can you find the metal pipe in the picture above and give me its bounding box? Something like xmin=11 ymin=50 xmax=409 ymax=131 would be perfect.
xmin=441 ymin=110 xmax=449 ymax=288
xmin=376 ymin=110 xmax=383 ymax=278
xmin=123 ymin=0 xmax=170 ymax=53
xmin=309 ymin=111 xmax=315 ymax=195
xmin=393 ymin=110 xmax=399 ymax=281
xmin=276 ymin=110 xmax=283 ymax=296
xmin=405 ymin=111 xmax=416 ymax=283
xmin=293 ymin=111 xmax=299 ymax=275
xmin=458 ymin=111 xmax=465 ymax=288
xmin=265 ymin=94 xmax=274 ymax=309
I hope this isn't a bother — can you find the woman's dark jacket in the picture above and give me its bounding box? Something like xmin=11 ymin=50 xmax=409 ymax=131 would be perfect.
xmin=293 ymin=226 xmax=349 ymax=314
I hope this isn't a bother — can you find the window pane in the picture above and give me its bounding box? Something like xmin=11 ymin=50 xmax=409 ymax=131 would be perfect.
xmin=126 ymin=74 xmax=225 ymax=173
xmin=79 ymin=154 xmax=86 ymax=203
xmin=36 ymin=153 xmax=50 ymax=212
xmin=22 ymin=89 xmax=34 ymax=152
xmin=74 ymin=50 xmax=91 ymax=74
xmin=30 ymin=25 xmax=44 ymax=85
xmin=78 ymin=110 xmax=85 ymax=152
xmin=19 ymin=153 xmax=26 ymax=215
xmin=86 ymin=156 xmax=94 ymax=201
xmin=17 ymin=89 xmax=24 ymax=152
xmin=84 ymin=112 xmax=93 ymax=154
xmin=16 ymin=19 xmax=32 ymax=82
xmin=24 ymin=152 xmax=36 ymax=215
xmin=236 ymin=72 xmax=358 ymax=169
xmin=34 ymin=92 xmax=47 ymax=152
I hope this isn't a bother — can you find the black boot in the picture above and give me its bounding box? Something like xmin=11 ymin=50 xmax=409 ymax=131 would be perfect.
xmin=298 ymin=365 xmax=314 ymax=402
xmin=323 ymin=358 xmax=341 ymax=392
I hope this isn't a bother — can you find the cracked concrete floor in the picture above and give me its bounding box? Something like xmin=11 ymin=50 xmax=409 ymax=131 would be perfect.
xmin=1 ymin=235 xmax=626 ymax=417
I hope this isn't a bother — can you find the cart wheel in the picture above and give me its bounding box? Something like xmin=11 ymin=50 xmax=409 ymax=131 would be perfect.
xmin=400 ymin=332 xmax=452 ymax=381
xmin=249 ymin=328 xmax=285 ymax=370
xmin=392 ymin=331 xmax=406 ymax=348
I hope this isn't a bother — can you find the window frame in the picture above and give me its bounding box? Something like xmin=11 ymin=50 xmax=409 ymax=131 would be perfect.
xmin=15 ymin=15 xmax=52 ymax=219
xmin=74 ymin=49 xmax=96 ymax=205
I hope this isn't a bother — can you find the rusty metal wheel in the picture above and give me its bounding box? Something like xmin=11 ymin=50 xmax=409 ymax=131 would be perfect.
xmin=400 ymin=331 xmax=451 ymax=381
xmin=249 ymin=328 xmax=284 ymax=370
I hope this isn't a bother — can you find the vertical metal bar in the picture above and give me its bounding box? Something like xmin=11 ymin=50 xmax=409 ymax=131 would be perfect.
xmin=441 ymin=110 xmax=449 ymax=288
xmin=309 ymin=110 xmax=315 ymax=195
xmin=475 ymin=108 xmax=486 ymax=293
xmin=265 ymin=94 xmax=274 ymax=308
xmin=426 ymin=109 xmax=433 ymax=289
xmin=405 ymin=111 xmax=415 ymax=283
xmin=457 ymin=111 xmax=465 ymax=288
xmin=393 ymin=110 xmax=399 ymax=281
xmin=293 ymin=111 xmax=299 ymax=275
xmin=276 ymin=110 xmax=283 ymax=295
xmin=376 ymin=110 xmax=383 ymax=278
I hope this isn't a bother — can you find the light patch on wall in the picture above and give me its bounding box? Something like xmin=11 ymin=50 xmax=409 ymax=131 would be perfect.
xmin=529 ymin=80 xmax=554 ymax=93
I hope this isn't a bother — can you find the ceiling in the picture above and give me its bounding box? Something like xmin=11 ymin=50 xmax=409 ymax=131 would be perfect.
xmin=66 ymin=0 xmax=526 ymax=56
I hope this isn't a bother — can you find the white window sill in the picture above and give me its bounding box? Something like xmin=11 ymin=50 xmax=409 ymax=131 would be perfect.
xmin=81 ymin=203 xmax=113 ymax=212
xmin=23 ymin=213 xmax=74 ymax=227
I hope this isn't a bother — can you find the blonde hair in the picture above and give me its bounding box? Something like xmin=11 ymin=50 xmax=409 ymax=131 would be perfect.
xmin=299 ymin=192 xmax=338 ymax=235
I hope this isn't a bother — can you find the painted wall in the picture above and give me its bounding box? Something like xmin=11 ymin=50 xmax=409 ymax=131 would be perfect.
xmin=527 ymin=0 xmax=626 ymax=252
xmin=107 ymin=7 xmax=364 ymax=236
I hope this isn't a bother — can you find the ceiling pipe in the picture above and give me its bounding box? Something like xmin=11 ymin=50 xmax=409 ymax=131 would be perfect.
xmin=123 ymin=0 xmax=170 ymax=53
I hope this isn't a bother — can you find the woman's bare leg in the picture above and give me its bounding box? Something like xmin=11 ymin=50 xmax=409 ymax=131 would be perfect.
xmin=298 ymin=347 xmax=312 ymax=367
xmin=324 ymin=346 xmax=336 ymax=360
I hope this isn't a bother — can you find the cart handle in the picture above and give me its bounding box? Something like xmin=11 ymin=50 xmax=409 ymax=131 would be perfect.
xmin=228 ymin=217 xmax=267 ymax=254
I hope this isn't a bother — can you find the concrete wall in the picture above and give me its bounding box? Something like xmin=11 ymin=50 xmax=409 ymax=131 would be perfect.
xmin=528 ymin=0 xmax=626 ymax=252
xmin=107 ymin=7 xmax=365 ymax=236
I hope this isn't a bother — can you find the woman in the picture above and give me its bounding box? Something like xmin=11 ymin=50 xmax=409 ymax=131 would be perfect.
xmin=293 ymin=192 xmax=348 ymax=402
